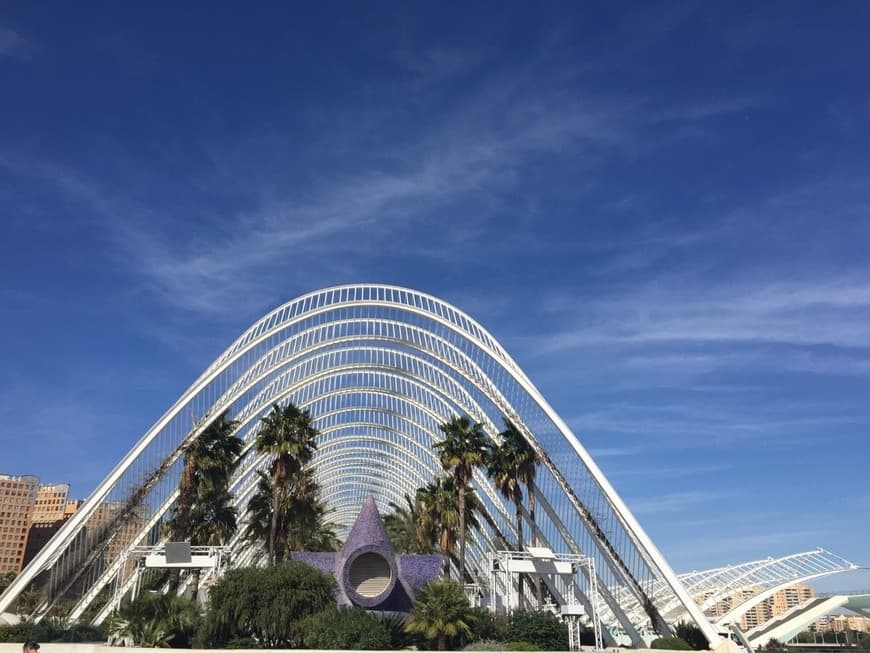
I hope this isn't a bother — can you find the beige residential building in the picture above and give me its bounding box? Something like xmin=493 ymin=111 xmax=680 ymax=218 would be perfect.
xmin=30 ymin=483 xmax=71 ymax=524
xmin=816 ymin=614 xmax=870 ymax=633
xmin=0 ymin=474 xmax=39 ymax=575
xmin=23 ymin=497 xmax=82 ymax=568
xmin=700 ymin=583 xmax=816 ymax=631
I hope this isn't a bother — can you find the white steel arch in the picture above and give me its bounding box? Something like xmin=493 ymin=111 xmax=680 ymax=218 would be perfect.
xmin=0 ymin=284 xmax=722 ymax=645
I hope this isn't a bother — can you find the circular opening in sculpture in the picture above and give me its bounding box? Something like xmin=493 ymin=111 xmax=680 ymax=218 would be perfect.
xmin=348 ymin=551 xmax=392 ymax=598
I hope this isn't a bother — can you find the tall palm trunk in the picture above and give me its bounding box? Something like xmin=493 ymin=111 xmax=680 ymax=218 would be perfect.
xmin=190 ymin=567 xmax=201 ymax=603
xmin=170 ymin=454 xmax=197 ymax=590
xmin=514 ymin=496 xmax=525 ymax=607
xmin=458 ymin=483 xmax=466 ymax=583
xmin=440 ymin=526 xmax=451 ymax=577
xmin=528 ymin=478 xmax=542 ymax=606
xmin=269 ymin=458 xmax=287 ymax=564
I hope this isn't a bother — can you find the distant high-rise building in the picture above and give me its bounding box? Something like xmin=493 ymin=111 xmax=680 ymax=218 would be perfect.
xmin=23 ymin=493 xmax=81 ymax=568
xmin=699 ymin=583 xmax=816 ymax=631
xmin=31 ymin=483 xmax=71 ymax=524
xmin=0 ymin=474 xmax=39 ymax=575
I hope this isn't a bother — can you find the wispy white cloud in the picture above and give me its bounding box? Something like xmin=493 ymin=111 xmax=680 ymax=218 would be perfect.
xmin=536 ymin=277 xmax=870 ymax=353
xmin=627 ymin=489 xmax=730 ymax=516
xmin=0 ymin=26 xmax=37 ymax=61
xmin=2 ymin=67 xmax=645 ymax=317
xmin=649 ymin=97 xmax=760 ymax=124
xmin=664 ymin=528 xmax=832 ymax=572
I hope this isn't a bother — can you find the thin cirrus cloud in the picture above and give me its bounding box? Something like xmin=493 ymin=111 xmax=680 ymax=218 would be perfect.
xmin=535 ymin=278 xmax=870 ymax=354
xmin=624 ymin=489 xmax=729 ymax=516
xmin=105 ymin=87 xmax=641 ymax=316
xmin=122 ymin=89 xmax=758 ymax=318
xmin=0 ymin=26 xmax=37 ymax=61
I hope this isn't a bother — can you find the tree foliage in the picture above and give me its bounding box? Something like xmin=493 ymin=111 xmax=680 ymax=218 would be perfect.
xmin=435 ymin=416 xmax=491 ymax=582
xmin=506 ymin=610 xmax=569 ymax=652
xmin=467 ymin=607 xmax=509 ymax=644
xmin=106 ymin=592 xmax=199 ymax=648
xmin=302 ymin=606 xmax=392 ymax=650
xmin=199 ymin=561 xmax=335 ymax=648
xmin=385 ymin=492 xmax=437 ymax=554
xmin=253 ymin=402 xmax=320 ymax=563
xmin=0 ymin=620 xmax=104 ymax=643
xmin=244 ymin=467 xmax=341 ymax=557
xmin=674 ymin=621 xmax=709 ymax=650
xmin=168 ymin=411 xmax=241 ymax=542
xmin=406 ymin=579 xmax=474 ymax=651
xmin=166 ymin=410 xmax=242 ymax=596
xmin=651 ymin=636 xmax=693 ymax=650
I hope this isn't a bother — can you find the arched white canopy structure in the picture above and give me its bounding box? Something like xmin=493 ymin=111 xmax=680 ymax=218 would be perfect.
xmin=0 ymin=284 xmax=721 ymax=646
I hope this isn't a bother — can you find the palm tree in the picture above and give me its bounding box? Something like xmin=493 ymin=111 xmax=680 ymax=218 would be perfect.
xmin=501 ymin=418 xmax=541 ymax=606
xmin=486 ymin=428 xmax=526 ymax=604
xmin=254 ymin=402 xmax=319 ymax=563
xmin=243 ymin=471 xmax=273 ymax=553
xmin=434 ymin=416 xmax=490 ymax=583
xmin=168 ymin=411 xmax=241 ymax=591
xmin=170 ymin=411 xmax=241 ymax=543
xmin=385 ymin=493 xmax=436 ymax=554
xmin=244 ymin=467 xmax=341 ymax=557
xmin=417 ymin=475 xmax=481 ymax=579
xmin=405 ymin=579 xmax=473 ymax=651
xmin=107 ymin=592 xmax=199 ymax=648
xmin=417 ymin=477 xmax=460 ymax=576
xmin=187 ymin=487 xmax=238 ymax=600
xmin=284 ymin=468 xmax=341 ymax=551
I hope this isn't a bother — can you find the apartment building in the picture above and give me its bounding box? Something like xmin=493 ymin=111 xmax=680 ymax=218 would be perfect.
xmin=0 ymin=474 xmax=39 ymax=575
xmin=31 ymin=483 xmax=71 ymax=524
xmin=700 ymin=583 xmax=816 ymax=631
xmin=816 ymin=614 xmax=870 ymax=633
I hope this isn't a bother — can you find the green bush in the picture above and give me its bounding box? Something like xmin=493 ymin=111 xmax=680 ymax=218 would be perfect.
xmin=506 ymin=642 xmax=543 ymax=651
xmin=405 ymin=579 xmax=474 ymax=651
xmin=674 ymin=622 xmax=708 ymax=651
xmin=199 ymin=561 xmax=335 ymax=648
xmin=107 ymin=592 xmax=199 ymax=648
xmin=223 ymin=636 xmax=261 ymax=649
xmin=0 ymin=622 xmax=37 ymax=643
xmin=0 ymin=620 xmax=105 ymax=644
xmin=376 ymin=611 xmax=412 ymax=649
xmin=467 ymin=607 xmax=508 ymax=643
xmin=651 ymin=636 xmax=693 ymax=650
xmin=302 ymin=607 xmax=391 ymax=649
xmin=506 ymin=610 xmax=568 ymax=651
xmin=463 ymin=639 xmax=506 ymax=651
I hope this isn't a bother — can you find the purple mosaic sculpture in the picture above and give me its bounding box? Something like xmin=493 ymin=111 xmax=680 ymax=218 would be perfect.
xmin=291 ymin=496 xmax=443 ymax=612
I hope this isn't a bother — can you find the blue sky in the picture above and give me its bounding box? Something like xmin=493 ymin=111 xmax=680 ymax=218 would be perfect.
xmin=1 ymin=3 xmax=868 ymax=588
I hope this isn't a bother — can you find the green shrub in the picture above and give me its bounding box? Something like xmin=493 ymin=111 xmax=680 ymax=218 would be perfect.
xmin=0 ymin=622 xmax=37 ymax=643
xmin=467 ymin=607 xmax=508 ymax=643
xmin=107 ymin=592 xmax=199 ymax=648
xmin=377 ymin=611 xmax=412 ymax=649
xmin=223 ymin=636 xmax=261 ymax=649
xmin=463 ymin=639 xmax=506 ymax=651
xmin=302 ymin=607 xmax=391 ymax=649
xmin=506 ymin=610 xmax=568 ymax=651
xmin=651 ymin=636 xmax=693 ymax=650
xmin=0 ymin=620 xmax=104 ymax=644
xmin=674 ymin=622 xmax=709 ymax=651
xmin=199 ymin=561 xmax=335 ymax=648
xmin=506 ymin=642 xmax=543 ymax=651
xmin=405 ymin=579 xmax=474 ymax=651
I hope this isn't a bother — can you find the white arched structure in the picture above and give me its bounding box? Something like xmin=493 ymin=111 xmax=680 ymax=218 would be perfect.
xmin=0 ymin=284 xmax=723 ymax=646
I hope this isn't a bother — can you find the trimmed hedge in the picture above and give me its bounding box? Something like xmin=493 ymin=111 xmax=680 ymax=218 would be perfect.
xmin=651 ymin=636 xmax=693 ymax=650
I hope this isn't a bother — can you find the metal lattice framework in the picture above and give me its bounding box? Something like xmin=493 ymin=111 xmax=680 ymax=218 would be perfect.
xmin=645 ymin=548 xmax=861 ymax=628
xmin=0 ymin=284 xmax=722 ymax=646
